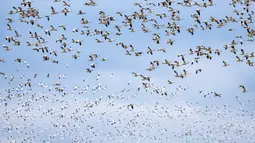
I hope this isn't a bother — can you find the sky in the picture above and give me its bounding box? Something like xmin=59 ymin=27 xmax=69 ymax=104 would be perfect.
xmin=1 ymin=0 xmax=255 ymax=143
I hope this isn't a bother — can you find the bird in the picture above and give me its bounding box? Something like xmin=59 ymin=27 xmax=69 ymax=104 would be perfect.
xmin=168 ymin=80 xmax=175 ymax=84
xmin=51 ymin=6 xmax=58 ymax=15
xmin=239 ymin=85 xmax=247 ymax=93
xmin=214 ymin=92 xmax=221 ymax=97
xmin=223 ymin=61 xmax=229 ymax=67
xmin=127 ymin=104 xmax=134 ymax=110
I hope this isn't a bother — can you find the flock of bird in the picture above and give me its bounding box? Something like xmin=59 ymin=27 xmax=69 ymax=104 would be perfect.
xmin=1 ymin=0 xmax=255 ymax=142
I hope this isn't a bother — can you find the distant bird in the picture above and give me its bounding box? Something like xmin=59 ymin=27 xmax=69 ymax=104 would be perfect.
xmin=239 ymin=85 xmax=247 ymax=93
xmin=214 ymin=92 xmax=221 ymax=97
xmin=127 ymin=104 xmax=134 ymax=110
xmin=223 ymin=61 xmax=229 ymax=67
xmin=168 ymin=80 xmax=175 ymax=84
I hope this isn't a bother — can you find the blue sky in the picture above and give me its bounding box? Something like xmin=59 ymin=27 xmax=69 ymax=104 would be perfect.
xmin=1 ymin=0 xmax=255 ymax=142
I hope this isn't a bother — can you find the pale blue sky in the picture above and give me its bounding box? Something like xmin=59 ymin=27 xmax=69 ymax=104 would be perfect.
xmin=1 ymin=0 xmax=255 ymax=143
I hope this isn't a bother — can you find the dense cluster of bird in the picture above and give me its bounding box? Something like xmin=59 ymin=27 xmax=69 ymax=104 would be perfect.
xmin=1 ymin=0 xmax=255 ymax=142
